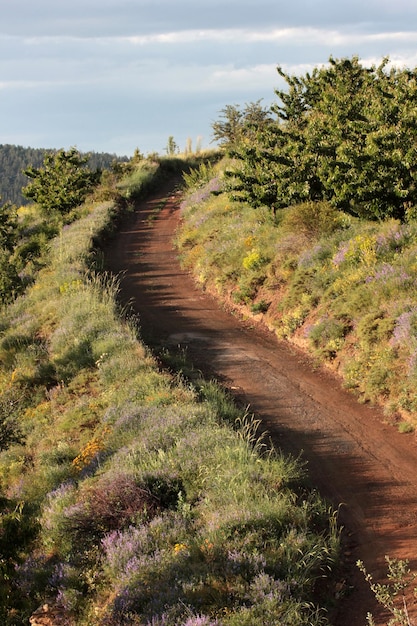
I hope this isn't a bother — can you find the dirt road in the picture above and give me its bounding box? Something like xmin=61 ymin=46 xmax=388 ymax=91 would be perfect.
xmin=105 ymin=178 xmax=417 ymax=625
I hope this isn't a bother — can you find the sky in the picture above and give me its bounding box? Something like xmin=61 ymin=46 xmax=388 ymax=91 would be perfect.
xmin=1 ymin=0 xmax=417 ymax=157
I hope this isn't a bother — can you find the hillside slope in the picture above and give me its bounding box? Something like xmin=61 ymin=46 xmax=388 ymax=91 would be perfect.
xmin=0 ymin=161 xmax=340 ymax=625
xmin=106 ymin=176 xmax=417 ymax=625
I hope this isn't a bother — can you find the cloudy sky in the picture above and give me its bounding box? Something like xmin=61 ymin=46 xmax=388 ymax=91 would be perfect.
xmin=1 ymin=0 xmax=417 ymax=157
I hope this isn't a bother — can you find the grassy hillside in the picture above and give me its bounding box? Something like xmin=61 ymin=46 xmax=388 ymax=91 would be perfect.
xmin=176 ymin=158 xmax=417 ymax=430
xmin=0 ymin=156 xmax=339 ymax=625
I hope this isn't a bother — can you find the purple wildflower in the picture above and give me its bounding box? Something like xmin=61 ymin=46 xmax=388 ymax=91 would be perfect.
xmin=112 ymin=586 xmax=137 ymax=617
xmin=49 ymin=562 xmax=67 ymax=589
xmin=180 ymin=178 xmax=222 ymax=213
xmin=226 ymin=549 xmax=267 ymax=578
xmin=391 ymin=311 xmax=415 ymax=346
xmin=365 ymin=263 xmax=412 ymax=285
xmin=102 ymin=525 xmax=144 ymax=577
xmin=332 ymin=243 xmax=349 ymax=267
xmin=182 ymin=616 xmax=221 ymax=626
xmin=397 ymin=270 xmax=412 ymax=284
xmin=376 ymin=225 xmax=411 ymax=255
xmin=408 ymin=349 xmax=417 ymax=373
xmin=298 ymin=244 xmax=324 ymax=268
xmin=14 ymin=555 xmax=48 ymax=597
xmin=55 ymin=587 xmax=82 ymax=612
xmin=365 ymin=263 xmax=396 ymax=283
xmin=303 ymin=324 xmax=314 ymax=339
xmin=247 ymin=573 xmax=291 ymax=604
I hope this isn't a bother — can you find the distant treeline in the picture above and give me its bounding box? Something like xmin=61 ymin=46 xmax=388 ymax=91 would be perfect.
xmin=0 ymin=144 xmax=129 ymax=206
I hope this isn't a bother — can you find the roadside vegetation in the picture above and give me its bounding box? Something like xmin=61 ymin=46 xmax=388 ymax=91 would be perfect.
xmin=0 ymin=147 xmax=340 ymax=624
xmin=177 ymin=56 xmax=417 ymax=433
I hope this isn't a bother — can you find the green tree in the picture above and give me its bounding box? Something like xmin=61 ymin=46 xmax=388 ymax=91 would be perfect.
xmin=226 ymin=80 xmax=323 ymax=212
xmin=23 ymin=147 xmax=99 ymax=216
xmin=212 ymin=103 xmax=243 ymax=149
xmin=302 ymin=56 xmax=417 ymax=219
xmin=212 ymin=100 xmax=273 ymax=151
xmin=227 ymin=125 xmax=285 ymax=213
xmin=227 ymin=56 xmax=417 ymax=221
xmin=0 ymin=199 xmax=22 ymax=303
xmin=0 ymin=200 xmax=18 ymax=252
xmin=0 ymin=144 xmax=128 ymax=206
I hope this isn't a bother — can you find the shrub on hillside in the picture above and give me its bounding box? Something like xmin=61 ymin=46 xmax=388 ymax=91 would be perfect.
xmin=23 ymin=148 xmax=99 ymax=217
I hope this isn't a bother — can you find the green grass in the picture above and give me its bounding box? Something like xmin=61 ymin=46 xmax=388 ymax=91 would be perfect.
xmin=0 ymin=155 xmax=340 ymax=625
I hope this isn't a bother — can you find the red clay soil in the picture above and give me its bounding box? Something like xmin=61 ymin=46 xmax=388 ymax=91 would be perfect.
xmin=105 ymin=177 xmax=417 ymax=626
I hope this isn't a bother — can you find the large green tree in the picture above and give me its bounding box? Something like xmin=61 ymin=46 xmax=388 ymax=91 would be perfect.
xmin=226 ymin=56 xmax=417 ymax=221
xmin=23 ymin=147 xmax=100 ymax=216
xmin=303 ymin=57 xmax=417 ymax=219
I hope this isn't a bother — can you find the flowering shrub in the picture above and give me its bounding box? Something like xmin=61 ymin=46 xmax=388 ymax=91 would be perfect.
xmin=102 ymin=525 xmax=148 ymax=580
xmin=242 ymin=249 xmax=265 ymax=271
xmin=376 ymin=224 xmax=412 ymax=256
xmin=390 ymin=310 xmax=417 ymax=347
xmin=71 ymin=428 xmax=110 ymax=472
xmin=180 ymin=177 xmax=222 ymax=213
xmin=246 ymin=572 xmax=292 ymax=605
xmin=335 ymin=233 xmax=378 ymax=268
xmin=64 ymin=473 xmax=160 ymax=540
xmin=307 ymin=315 xmax=350 ymax=360
xmin=277 ymin=294 xmax=312 ymax=338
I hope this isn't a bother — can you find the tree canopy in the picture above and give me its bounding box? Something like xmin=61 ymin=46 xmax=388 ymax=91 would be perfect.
xmin=221 ymin=56 xmax=417 ymax=221
xmin=212 ymin=100 xmax=273 ymax=151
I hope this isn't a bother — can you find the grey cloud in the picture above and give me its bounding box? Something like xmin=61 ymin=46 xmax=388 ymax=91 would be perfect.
xmin=3 ymin=0 xmax=417 ymax=37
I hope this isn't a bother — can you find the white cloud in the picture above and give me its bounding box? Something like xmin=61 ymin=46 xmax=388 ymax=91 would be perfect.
xmin=8 ymin=26 xmax=417 ymax=49
xmin=207 ymin=63 xmax=278 ymax=93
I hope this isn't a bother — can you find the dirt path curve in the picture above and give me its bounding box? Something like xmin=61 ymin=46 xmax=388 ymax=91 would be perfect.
xmin=105 ymin=178 xmax=417 ymax=625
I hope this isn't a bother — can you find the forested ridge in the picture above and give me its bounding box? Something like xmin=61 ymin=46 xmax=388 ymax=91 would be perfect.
xmin=0 ymin=144 xmax=128 ymax=206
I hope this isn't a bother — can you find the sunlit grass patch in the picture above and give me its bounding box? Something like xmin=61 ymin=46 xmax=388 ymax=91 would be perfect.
xmin=115 ymin=159 xmax=160 ymax=199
